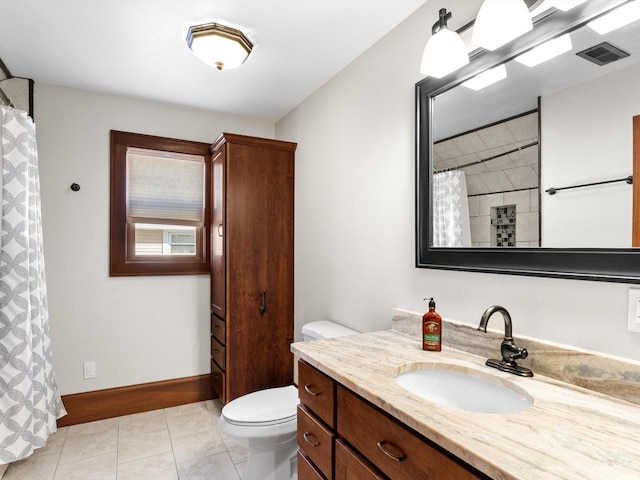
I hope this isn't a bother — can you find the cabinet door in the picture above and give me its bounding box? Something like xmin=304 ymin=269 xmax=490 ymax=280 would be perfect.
xmin=335 ymin=439 xmax=384 ymax=480
xmin=298 ymin=450 xmax=324 ymax=480
xmin=298 ymin=361 xmax=335 ymax=428
xmin=337 ymin=386 xmax=486 ymax=480
xmin=297 ymin=405 xmax=334 ymax=479
xmin=210 ymin=146 xmax=225 ymax=319
xmin=226 ymin=141 xmax=294 ymax=400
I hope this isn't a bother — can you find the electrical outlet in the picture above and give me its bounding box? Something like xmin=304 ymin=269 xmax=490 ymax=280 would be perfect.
xmin=628 ymin=289 xmax=640 ymax=333
xmin=83 ymin=362 xmax=96 ymax=379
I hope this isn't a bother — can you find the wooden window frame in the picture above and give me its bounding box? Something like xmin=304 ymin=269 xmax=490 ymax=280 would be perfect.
xmin=110 ymin=130 xmax=211 ymax=276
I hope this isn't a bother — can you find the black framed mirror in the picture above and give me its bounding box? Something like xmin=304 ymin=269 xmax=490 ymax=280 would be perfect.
xmin=416 ymin=0 xmax=640 ymax=283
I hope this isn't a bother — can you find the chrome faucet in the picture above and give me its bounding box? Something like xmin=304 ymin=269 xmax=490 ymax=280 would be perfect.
xmin=477 ymin=305 xmax=533 ymax=377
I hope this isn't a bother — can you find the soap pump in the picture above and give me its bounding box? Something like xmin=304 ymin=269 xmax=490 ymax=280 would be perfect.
xmin=422 ymin=297 xmax=442 ymax=352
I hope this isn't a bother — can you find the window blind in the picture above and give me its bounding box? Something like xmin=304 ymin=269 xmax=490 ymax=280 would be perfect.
xmin=127 ymin=148 xmax=204 ymax=222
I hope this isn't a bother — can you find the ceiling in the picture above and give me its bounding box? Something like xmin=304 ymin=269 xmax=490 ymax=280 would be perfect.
xmin=0 ymin=0 xmax=428 ymax=122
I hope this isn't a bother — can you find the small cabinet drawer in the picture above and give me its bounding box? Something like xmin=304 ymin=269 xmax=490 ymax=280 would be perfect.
xmin=335 ymin=439 xmax=384 ymax=480
xmin=211 ymin=315 xmax=226 ymax=345
xmin=337 ymin=386 xmax=486 ymax=480
xmin=297 ymin=449 xmax=324 ymax=480
xmin=298 ymin=361 xmax=335 ymax=428
xmin=211 ymin=360 xmax=225 ymax=401
xmin=297 ymin=405 xmax=334 ymax=479
xmin=211 ymin=337 xmax=225 ymax=369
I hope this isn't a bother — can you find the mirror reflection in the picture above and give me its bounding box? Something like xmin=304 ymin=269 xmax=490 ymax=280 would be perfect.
xmin=431 ymin=4 xmax=640 ymax=249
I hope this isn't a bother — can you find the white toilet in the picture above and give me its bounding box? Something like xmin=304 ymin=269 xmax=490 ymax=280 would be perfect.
xmin=217 ymin=320 xmax=358 ymax=480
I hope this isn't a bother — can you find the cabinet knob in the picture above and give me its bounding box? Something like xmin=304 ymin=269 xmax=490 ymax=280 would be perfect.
xmin=376 ymin=440 xmax=406 ymax=462
xmin=217 ymin=224 xmax=223 ymax=237
xmin=302 ymin=432 xmax=320 ymax=448
xmin=259 ymin=290 xmax=267 ymax=315
xmin=304 ymin=384 xmax=320 ymax=397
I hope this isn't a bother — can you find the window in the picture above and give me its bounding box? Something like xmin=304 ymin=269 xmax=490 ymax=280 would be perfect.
xmin=110 ymin=130 xmax=211 ymax=276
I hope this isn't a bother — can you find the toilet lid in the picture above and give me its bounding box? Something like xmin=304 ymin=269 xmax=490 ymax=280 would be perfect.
xmin=222 ymin=385 xmax=298 ymax=426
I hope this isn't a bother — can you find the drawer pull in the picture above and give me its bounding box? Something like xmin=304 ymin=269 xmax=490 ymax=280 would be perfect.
xmin=376 ymin=440 xmax=406 ymax=462
xmin=304 ymin=384 xmax=321 ymax=396
xmin=213 ymin=325 xmax=220 ymax=330
xmin=302 ymin=432 xmax=320 ymax=447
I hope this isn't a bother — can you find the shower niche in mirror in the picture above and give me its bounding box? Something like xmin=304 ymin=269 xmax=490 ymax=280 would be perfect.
xmin=416 ymin=0 xmax=640 ymax=282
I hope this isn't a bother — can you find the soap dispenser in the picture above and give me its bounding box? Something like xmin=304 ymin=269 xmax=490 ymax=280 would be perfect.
xmin=422 ymin=297 xmax=442 ymax=352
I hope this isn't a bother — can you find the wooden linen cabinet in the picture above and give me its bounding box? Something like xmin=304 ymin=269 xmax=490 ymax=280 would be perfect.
xmin=209 ymin=133 xmax=296 ymax=403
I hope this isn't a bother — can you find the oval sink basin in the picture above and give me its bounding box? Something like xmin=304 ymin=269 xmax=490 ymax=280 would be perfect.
xmin=395 ymin=368 xmax=532 ymax=414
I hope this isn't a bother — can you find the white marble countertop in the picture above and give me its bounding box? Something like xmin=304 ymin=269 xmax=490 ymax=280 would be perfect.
xmin=291 ymin=329 xmax=640 ymax=480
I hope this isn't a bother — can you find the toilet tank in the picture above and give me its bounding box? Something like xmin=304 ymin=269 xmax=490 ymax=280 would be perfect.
xmin=301 ymin=320 xmax=358 ymax=341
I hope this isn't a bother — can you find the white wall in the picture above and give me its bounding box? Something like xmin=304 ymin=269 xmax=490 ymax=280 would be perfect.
xmin=36 ymin=83 xmax=274 ymax=395
xmin=277 ymin=0 xmax=640 ymax=361
xmin=541 ymin=62 xmax=640 ymax=248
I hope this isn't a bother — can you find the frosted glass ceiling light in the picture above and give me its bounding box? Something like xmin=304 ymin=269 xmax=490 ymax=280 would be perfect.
xmin=515 ymin=33 xmax=572 ymax=67
xmin=472 ymin=0 xmax=533 ymax=51
xmin=420 ymin=8 xmax=469 ymax=78
xmin=587 ymin=0 xmax=640 ymax=34
xmin=186 ymin=22 xmax=253 ymax=71
xmin=462 ymin=64 xmax=507 ymax=90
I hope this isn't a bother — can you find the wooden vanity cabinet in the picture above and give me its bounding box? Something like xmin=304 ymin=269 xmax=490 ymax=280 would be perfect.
xmin=210 ymin=133 xmax=296 ymax=403
xmin=297 ymin=360 xmax=490 ymax=480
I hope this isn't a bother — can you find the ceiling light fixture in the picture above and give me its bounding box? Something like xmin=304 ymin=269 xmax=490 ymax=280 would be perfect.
xmin=515 ymin=33 xmax=573 ymax=67
xmin=472 ymin=0 xmax=533 ymax=51
xmin=462 ymin=64 xmax=508 ymax=90
xmin=420 ymin=8 xmax=469 ymax=78
xmin=186 ymin=22 xmax=253 ymax=71
xmin=587 ymin=0 xmax=640 ymax=34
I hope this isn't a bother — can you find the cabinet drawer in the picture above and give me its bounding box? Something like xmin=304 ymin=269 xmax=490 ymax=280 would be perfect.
xmin=211 ymin=337 xmax=225 ymax=369
xmin=211 ymin=315 xmax=226 ymax=345
xmin=298 ymin=361 xmax=335 ymax=428
xmin=297 ymin=405 xmax=334 ymax=479
xmin=337 ymin=386 xmax=486 ymax=480
xmin=297 ymin=449 xmax=324 ymax=480
xmin=211 ymin=360 xmax=225 ymax=401
xmin=335 ymin=439 xmax=384 ymax=480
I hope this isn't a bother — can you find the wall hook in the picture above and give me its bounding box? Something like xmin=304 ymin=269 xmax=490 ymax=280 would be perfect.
xmin=70 ymin=183 xmax=81 ymax=192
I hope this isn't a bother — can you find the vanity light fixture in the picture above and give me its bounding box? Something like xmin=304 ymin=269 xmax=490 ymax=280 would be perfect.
xmin=515 ymin=33 xmax=572 ymax=67
xmin=472 ymin=0 xmax=533 ymax=51
xmin=420 ymin=8 xmax=469 ymax=78
xmin=587 ymin=0 xmax=640 ymax=34
xmin=186 ymin=22 xmax=253 ymax=71
xmin=461 ymin=64 xmax=507 ymax=91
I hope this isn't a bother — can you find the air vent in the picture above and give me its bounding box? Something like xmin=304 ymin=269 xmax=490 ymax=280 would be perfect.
xmin=576 ymin=42 xmax=630 ymax=66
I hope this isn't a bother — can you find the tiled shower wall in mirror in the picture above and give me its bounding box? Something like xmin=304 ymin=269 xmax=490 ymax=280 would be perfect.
xmin=433 ymin=111 xmax=540 ymax=247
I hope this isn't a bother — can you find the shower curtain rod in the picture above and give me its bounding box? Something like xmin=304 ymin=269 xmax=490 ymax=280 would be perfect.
xmin=0 ymin=57 xmax=15 ymax=108
xmin=434 ymin=141 xmax=538 ymax=174
xmin=0 ymin=86 xmax=15 ymax=108
xmin=545 ymin=175 xmax=633 ymax=195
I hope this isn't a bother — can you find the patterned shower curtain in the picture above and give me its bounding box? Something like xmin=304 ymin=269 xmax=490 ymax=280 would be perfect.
xmin=0 ymin=106 xmax=66 ymax=464
xmin=433 ymin=171 xmax=472 ymax=247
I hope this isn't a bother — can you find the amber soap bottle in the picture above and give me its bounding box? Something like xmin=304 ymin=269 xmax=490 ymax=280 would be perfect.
xmin=422 ymin=297 xmax=442 ymax=352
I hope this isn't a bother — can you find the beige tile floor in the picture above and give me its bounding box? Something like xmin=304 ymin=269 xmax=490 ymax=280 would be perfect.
xmin=3 ymin=400 xmax=249 ymax=480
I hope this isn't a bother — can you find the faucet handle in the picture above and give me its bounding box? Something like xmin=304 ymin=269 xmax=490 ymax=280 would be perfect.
xmin=501 ymin=340 xmax=528 ymax=362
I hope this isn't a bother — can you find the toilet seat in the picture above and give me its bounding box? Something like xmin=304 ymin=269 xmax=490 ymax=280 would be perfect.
xmin=222 ymin=385 xmax=298 ymax=427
